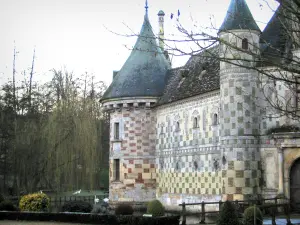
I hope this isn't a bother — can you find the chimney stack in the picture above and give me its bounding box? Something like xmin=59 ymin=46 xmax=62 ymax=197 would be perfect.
xmin=157 ymin=10 xmax=165 ymax=51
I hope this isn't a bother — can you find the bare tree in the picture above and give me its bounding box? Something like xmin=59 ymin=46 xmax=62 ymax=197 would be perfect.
xmin=164 ymin=0 xmax=300 ymax=122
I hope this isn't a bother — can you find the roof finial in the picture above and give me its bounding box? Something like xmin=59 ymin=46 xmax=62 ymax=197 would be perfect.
xmin=145 ymin=0 xmax=148 ymax=14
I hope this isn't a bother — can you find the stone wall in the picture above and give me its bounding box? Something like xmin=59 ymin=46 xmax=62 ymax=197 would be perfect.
xmin=109 ymin=105 xmax=157 ymax=202
xmin=156 ymin=91 xmax=222 ymax=205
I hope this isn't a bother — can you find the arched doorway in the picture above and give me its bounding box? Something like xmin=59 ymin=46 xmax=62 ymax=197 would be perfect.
xmin=290 ymin=158 xmax=300 ymax=212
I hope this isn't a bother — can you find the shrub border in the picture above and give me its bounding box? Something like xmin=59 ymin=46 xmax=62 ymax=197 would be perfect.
xmin=0 ymin=211 xmax=180 ymax=225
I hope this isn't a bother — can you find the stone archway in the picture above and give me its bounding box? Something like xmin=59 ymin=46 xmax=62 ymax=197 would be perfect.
xmin=290 ymin=158 xmax=300 ymax=212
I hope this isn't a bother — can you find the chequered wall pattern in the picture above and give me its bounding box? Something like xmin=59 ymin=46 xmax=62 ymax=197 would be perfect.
xmin=220 ymin=36 xmax=262 ymax=200
xmin=156 ymin=92 xmax=220 ymax=151
xmin=109 ymin=106 xmax=157 ymax=202
xmin=221 ymin=143 xmax=262 ymax=200
xmin=156 ymin=151 xmax=222 ymax=196
xmin=156 ymin=93 xmax=222 ymax=204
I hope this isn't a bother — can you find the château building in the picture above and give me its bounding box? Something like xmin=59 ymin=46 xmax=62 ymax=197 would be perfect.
xmin=101 ymin=0 xmax=300 ymax=210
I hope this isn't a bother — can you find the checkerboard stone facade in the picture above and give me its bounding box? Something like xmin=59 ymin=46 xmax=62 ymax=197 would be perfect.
xmin=109 ymin=105 xmax=157 ymax=202
xmin=156 ymin=93 xmax=222 ymax=203
xmin=219 ymin=30 xmax=262 ymax=200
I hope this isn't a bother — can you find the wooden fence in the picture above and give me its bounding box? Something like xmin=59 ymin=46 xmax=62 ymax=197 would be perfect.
xmin=179 ymin=197 xmax=293 ymax=225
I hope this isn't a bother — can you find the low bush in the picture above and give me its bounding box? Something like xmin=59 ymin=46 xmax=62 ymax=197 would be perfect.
xmin=244 ymin=205 xmax=263 ymax=225
xmin=91 ymin=202 xmax=110 ymax=214
xmin=217 ymin=201 xmax=240 ymax=225
xmin=61 ymin=201 xmax=92 ymax=213
xmin=0 ymin=200 xmax=18 ymax=211
xmin=115 ymin=203 xmax=134 ymax=215
xmin=19 ymin=193 xmax=50 ymax=212
xmin=147 ymin=199 xmax=165 ymax=217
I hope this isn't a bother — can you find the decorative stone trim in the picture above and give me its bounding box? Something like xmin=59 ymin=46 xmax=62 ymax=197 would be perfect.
xmin=157 ymin=145 xmax=220 ymax=157
xmin=102 ymin=97 xmax=158 ymax=111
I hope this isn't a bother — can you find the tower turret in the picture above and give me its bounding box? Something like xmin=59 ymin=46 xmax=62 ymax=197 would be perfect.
xmin=101 ymin=0 xmax=170 ymax=204
xmin=219 ymin=0 xmax=262 ymax=201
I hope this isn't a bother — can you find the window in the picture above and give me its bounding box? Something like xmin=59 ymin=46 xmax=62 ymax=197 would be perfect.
xmin=296 ymin=77 xmax=300 ymax=109
xmin=193 ymin=161 xmax=198 ymax=171
xmin=193 ymin=117 xmax=198 ymax=128
xmin=213 ymin=113 xmax=218 ymax=125
xmin=114 ymin=122 xmax=120 ymax=139
xmin=113 ymin=159 xmax=120 ymax=181
xmin=176 ymin=121 xmax=180 ymax=131
xmin=242 ymin=38 xmax=248 ymax=50
xmin=203 ymin=110 xmax=206 ymax=130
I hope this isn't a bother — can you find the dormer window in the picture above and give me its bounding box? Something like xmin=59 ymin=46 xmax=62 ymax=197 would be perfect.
xmin=242 ymin=38 xmax=248 ymax=50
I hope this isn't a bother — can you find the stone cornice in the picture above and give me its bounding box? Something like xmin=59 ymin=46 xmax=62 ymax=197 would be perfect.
xmin=220 ymin=67 xmax=258 ymax=75
xmin=102 ymin=97 xmax=158 ymax=111
xmin=157 ymin=145 xmax=220 ymax=157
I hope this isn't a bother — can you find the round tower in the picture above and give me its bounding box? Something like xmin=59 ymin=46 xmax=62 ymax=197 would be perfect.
xmin=101 ymin=2 xmax=170 ymax=203
xmin=218 ymin=0 xmax=262 ymax=201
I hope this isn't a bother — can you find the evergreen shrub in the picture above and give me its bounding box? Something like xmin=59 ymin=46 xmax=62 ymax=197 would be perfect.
xmin=146 ymin=199 xmax=165 ymax=217
xmin=61 ymin=200 xmax=92 ymax=213
xmin=19 ymin=193 xmax=50 ymax=212
xmin=216 ymin=201 xmax=240 ymax=225
xmin=115 ymin=203 xmax=134 ymax=215
xmin=0 ymin=200 xmax=18 ymax=211
xmin=244 ymin=205 xmax=263 ymax=225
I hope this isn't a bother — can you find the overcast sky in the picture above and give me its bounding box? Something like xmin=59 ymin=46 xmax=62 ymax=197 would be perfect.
xmin=0 ymin=0 xmax=279 ymax=87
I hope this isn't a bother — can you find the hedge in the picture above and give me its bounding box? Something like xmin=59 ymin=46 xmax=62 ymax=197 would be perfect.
xmin=0 ymin=211 xmax=180 ymax=225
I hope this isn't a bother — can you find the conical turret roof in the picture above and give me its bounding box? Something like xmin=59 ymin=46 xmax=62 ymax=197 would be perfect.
xmin=102 ymin=11 xmax=170 ymax=101
xmin=219 ymin=0 xmax=260 ymax=33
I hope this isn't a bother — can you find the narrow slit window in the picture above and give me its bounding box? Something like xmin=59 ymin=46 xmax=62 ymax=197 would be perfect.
xmin=193 ymin=117 xmax=198 ymax=128
xmin=114 ymin=122 xmax=120 ymax=139
xmin=114 ymin=159 xmax=120 ymax=181
xmin=242 ymin=38 xmax=248 ymax=50
xmin=213 ymin=113 xmax=218 ymax=125
xmin=296 ymin=77 xmax=300 ymax=109
xmin=176 ymin=121 xmax=180 ymax=131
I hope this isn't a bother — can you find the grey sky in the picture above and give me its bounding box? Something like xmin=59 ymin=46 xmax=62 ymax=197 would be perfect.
xmin=0 ymin=0 xmax=279 ymax=86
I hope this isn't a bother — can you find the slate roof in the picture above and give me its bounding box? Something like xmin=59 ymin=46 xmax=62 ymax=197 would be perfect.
xmin=102 ymin=1 xmax=286 ymax=106
xmin=158 ymin=47 xmax=220 ymax=105
xmin=219 ymin=0 xmax=260 ymax=33
xmin=260 ymin=5 xmax=292 ymax=66
xmin=101 ymin=12 xmax=170 ymax=101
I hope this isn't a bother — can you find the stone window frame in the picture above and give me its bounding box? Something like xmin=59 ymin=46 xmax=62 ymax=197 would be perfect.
xmin=114 ymin=122 xmax=120 ymax=140
xmin=193 ymin=117 xmax=199 ymax=128
xmin=212 ymin=113 xmax=218 ymax=126
xmin=296 ymin=76 xmax=300 ymax=109
xmin=192 ymin=110 xmax=200 ymax=130
xmin=242 ymin=38 xmax=249 ymax=50
xmin=174 ymin=114 xmax=181 ymax=132
xmin=175 ymin=121 xmax=180 ymax=132
xmin=113 ymin=158 xmax=120 ymax=181
xmin=159 ymin=122 xmax=165 ymax=134
xmin=203 ymin=110 xmax=206 ymax=130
